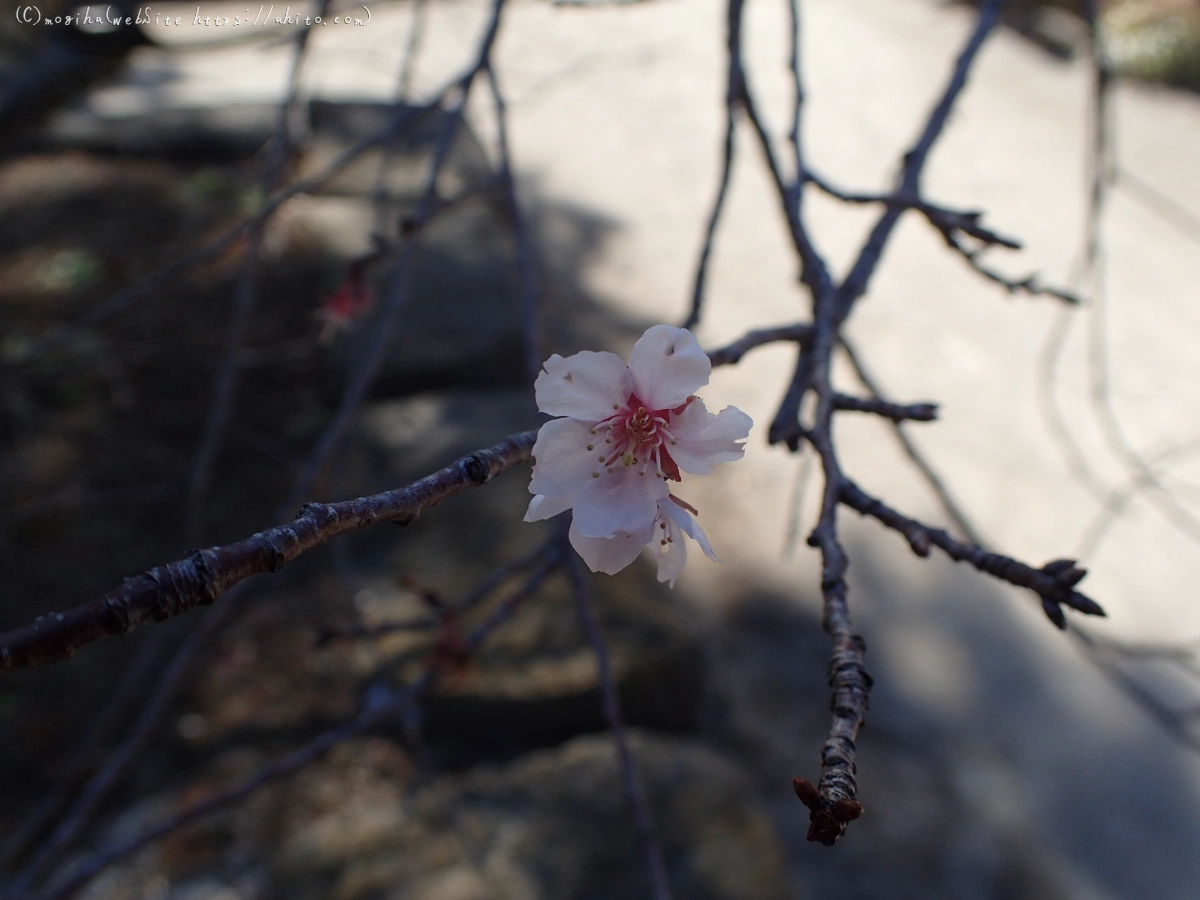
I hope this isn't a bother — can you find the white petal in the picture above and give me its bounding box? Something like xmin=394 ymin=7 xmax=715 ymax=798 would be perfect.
xmin=666 ymin=400 xmax=753 ymax=475
xmin=661 ymin=499 xmax=720 ymax=562
xmin=627 ymin=325 xmax=711 ymax=411
xmin=524 ymin=492 xmax=576 ymax=522
xmin=569 ymin=520 xmax=647 ymax=575
xmin=654 ymin=515 xmax=687 ymax=588
xmin=535 ymin=351 xmax=631 ymax=420
xmin=571 ymin=468 xmax=667 ymax=539
xmin=529 ymin=418 xmax=604 ymax=497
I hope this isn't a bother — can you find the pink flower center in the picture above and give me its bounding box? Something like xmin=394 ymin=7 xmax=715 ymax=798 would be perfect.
xmin=589 ymin=392 xmax=683 ymax=481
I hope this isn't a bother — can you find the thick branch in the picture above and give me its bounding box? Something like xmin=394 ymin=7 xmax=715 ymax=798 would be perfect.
xmin=781 ymin=0 xmax=1007 ymax=844
xmin=0 ymin=431 xmax=536 ymax=672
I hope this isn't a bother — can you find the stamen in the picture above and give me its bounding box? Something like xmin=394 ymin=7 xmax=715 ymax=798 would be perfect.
xmin=668 ymin=494 xmax=699 ymax=515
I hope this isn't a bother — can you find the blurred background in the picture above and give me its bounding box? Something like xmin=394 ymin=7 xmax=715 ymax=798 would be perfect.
xmin=0 ymin=0 xmax=1199 ymax=897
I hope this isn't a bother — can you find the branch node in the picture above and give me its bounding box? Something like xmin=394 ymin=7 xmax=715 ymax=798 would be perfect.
xmin=464 ymin=453 xmax=492 ymax=484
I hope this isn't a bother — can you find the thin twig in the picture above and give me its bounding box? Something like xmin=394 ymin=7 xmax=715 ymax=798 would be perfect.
xmin=567 ymin=549 xmax=673 ymax=900
xmin=317 ymin=537 xmax=556 ymax=645
xmin=834 ymin=0 xmax=1007 ymax=319
xmin=1074 ymin=435 xmax=1200 ymax=562
xmin=704 ymin=322 xmax=812 ymax=366
xmin=0 ymin=634 xmax=166 ymax=874
xmin=782 ymin=442 xmax=814 ymax=559
xmin=832 ymin=394 xmax=937 ymax=423
xmin=4 ymin=589 xmax=246 ymax=892
xmin=8 ymin=102 xmax=434 ymax=366
xmin=839 ymin=335 xmax=983 ymax=545
xmin=1069 ymin=624 xmax=1200 ymax=755
xmin=786 ymin=0 xmax=806 ymax=196
xmin=184 ymin=0 xmax=328 ymax=545
xmin=839 ymin=479 xmax=1105 ymax=627
xmin=936 ymin=228 xmax=1081 ymax=304
xmin=485 ymin=63 xmax=542 ymax=383
xmin=1114 ymin=166 xmax=1200 ymax=245
xmin=1077 ymin=4 xmax=1200 ymax=549
xmin=684 ymin=0 xmax=740 ymax=330
xmin=372 ymin=0 xmax=429 ymax=235
xmin=10 ymin=49 xmax=500 ymax=874
xmin=35 ymin=545 xmax=562 ymax=900
xmin=807 ymin=171 xmax=1023 ymax=250
xmin=283 ymin=0 xmax=509 ymax=509
xmin=1036 ymin=306 xmax=1110 ymax=503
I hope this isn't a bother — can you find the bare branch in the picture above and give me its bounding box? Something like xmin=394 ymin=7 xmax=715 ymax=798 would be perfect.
xmin=185 ymin=0 xmax=330 ymax=544
xmin=1114 ymin=166 xmax=1200 ymax=246
xmin=0 ymin=311 xmax=829 ymax=675
xmin=0 ymin=431 xmax=536 ymax=672
xmin=839 ymin=335 xmax=983 ymax=544
xmin=567 ymin=549 xmax=673 ymax=900
xmin=7 ymin=0 xmax=507 ymax=368
xmin=935 ymin=228 xmax=1081 ymax=304
xmin=704 ymin=322 xmax=812 ymax=367
xmin=4 ymin=589 xmax=248 ymax=891
xmin=684 ymin=0 xmax=740 ymax=330
xmin=7 ymin=101 xmax=434 ymax=366
xmin=835 ymin=0 xmax=1007 ymax=318
xmin=839 ymin=479 xmax=1105 ymax=627
xmin=36 ymin=552 xmax=562 ymax=900
xmin=0 ymin=637 xmax=166 ymax=873
xmin=1069 ymin=624 xmax=1200 ymax=755
xmin=317 ymin=538 xmax=556 ymax=645
xmin=807 ymin=171 xmax=1023 ymax=250
xmin=485 ymin=63 xmax=542 ymax=383
xmin=832 ymin=394 xmax=938 ymax=423
xmin=283 ymin=0 xmax=509 ymax=509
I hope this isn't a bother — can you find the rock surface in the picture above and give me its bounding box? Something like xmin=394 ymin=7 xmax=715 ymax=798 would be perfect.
xmin=74 ymin=734 xmax=796 ymax=900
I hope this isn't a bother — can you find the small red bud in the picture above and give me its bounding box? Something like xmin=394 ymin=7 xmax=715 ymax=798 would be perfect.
xmin=832 ymin=798 xmax=863 ymax=821
xmin=792 ymin=777 xmax=820 ymax=808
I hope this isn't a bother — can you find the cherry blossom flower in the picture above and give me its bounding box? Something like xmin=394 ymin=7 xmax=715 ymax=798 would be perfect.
xmin=525 ymin=324 xmax=752 ymax=586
